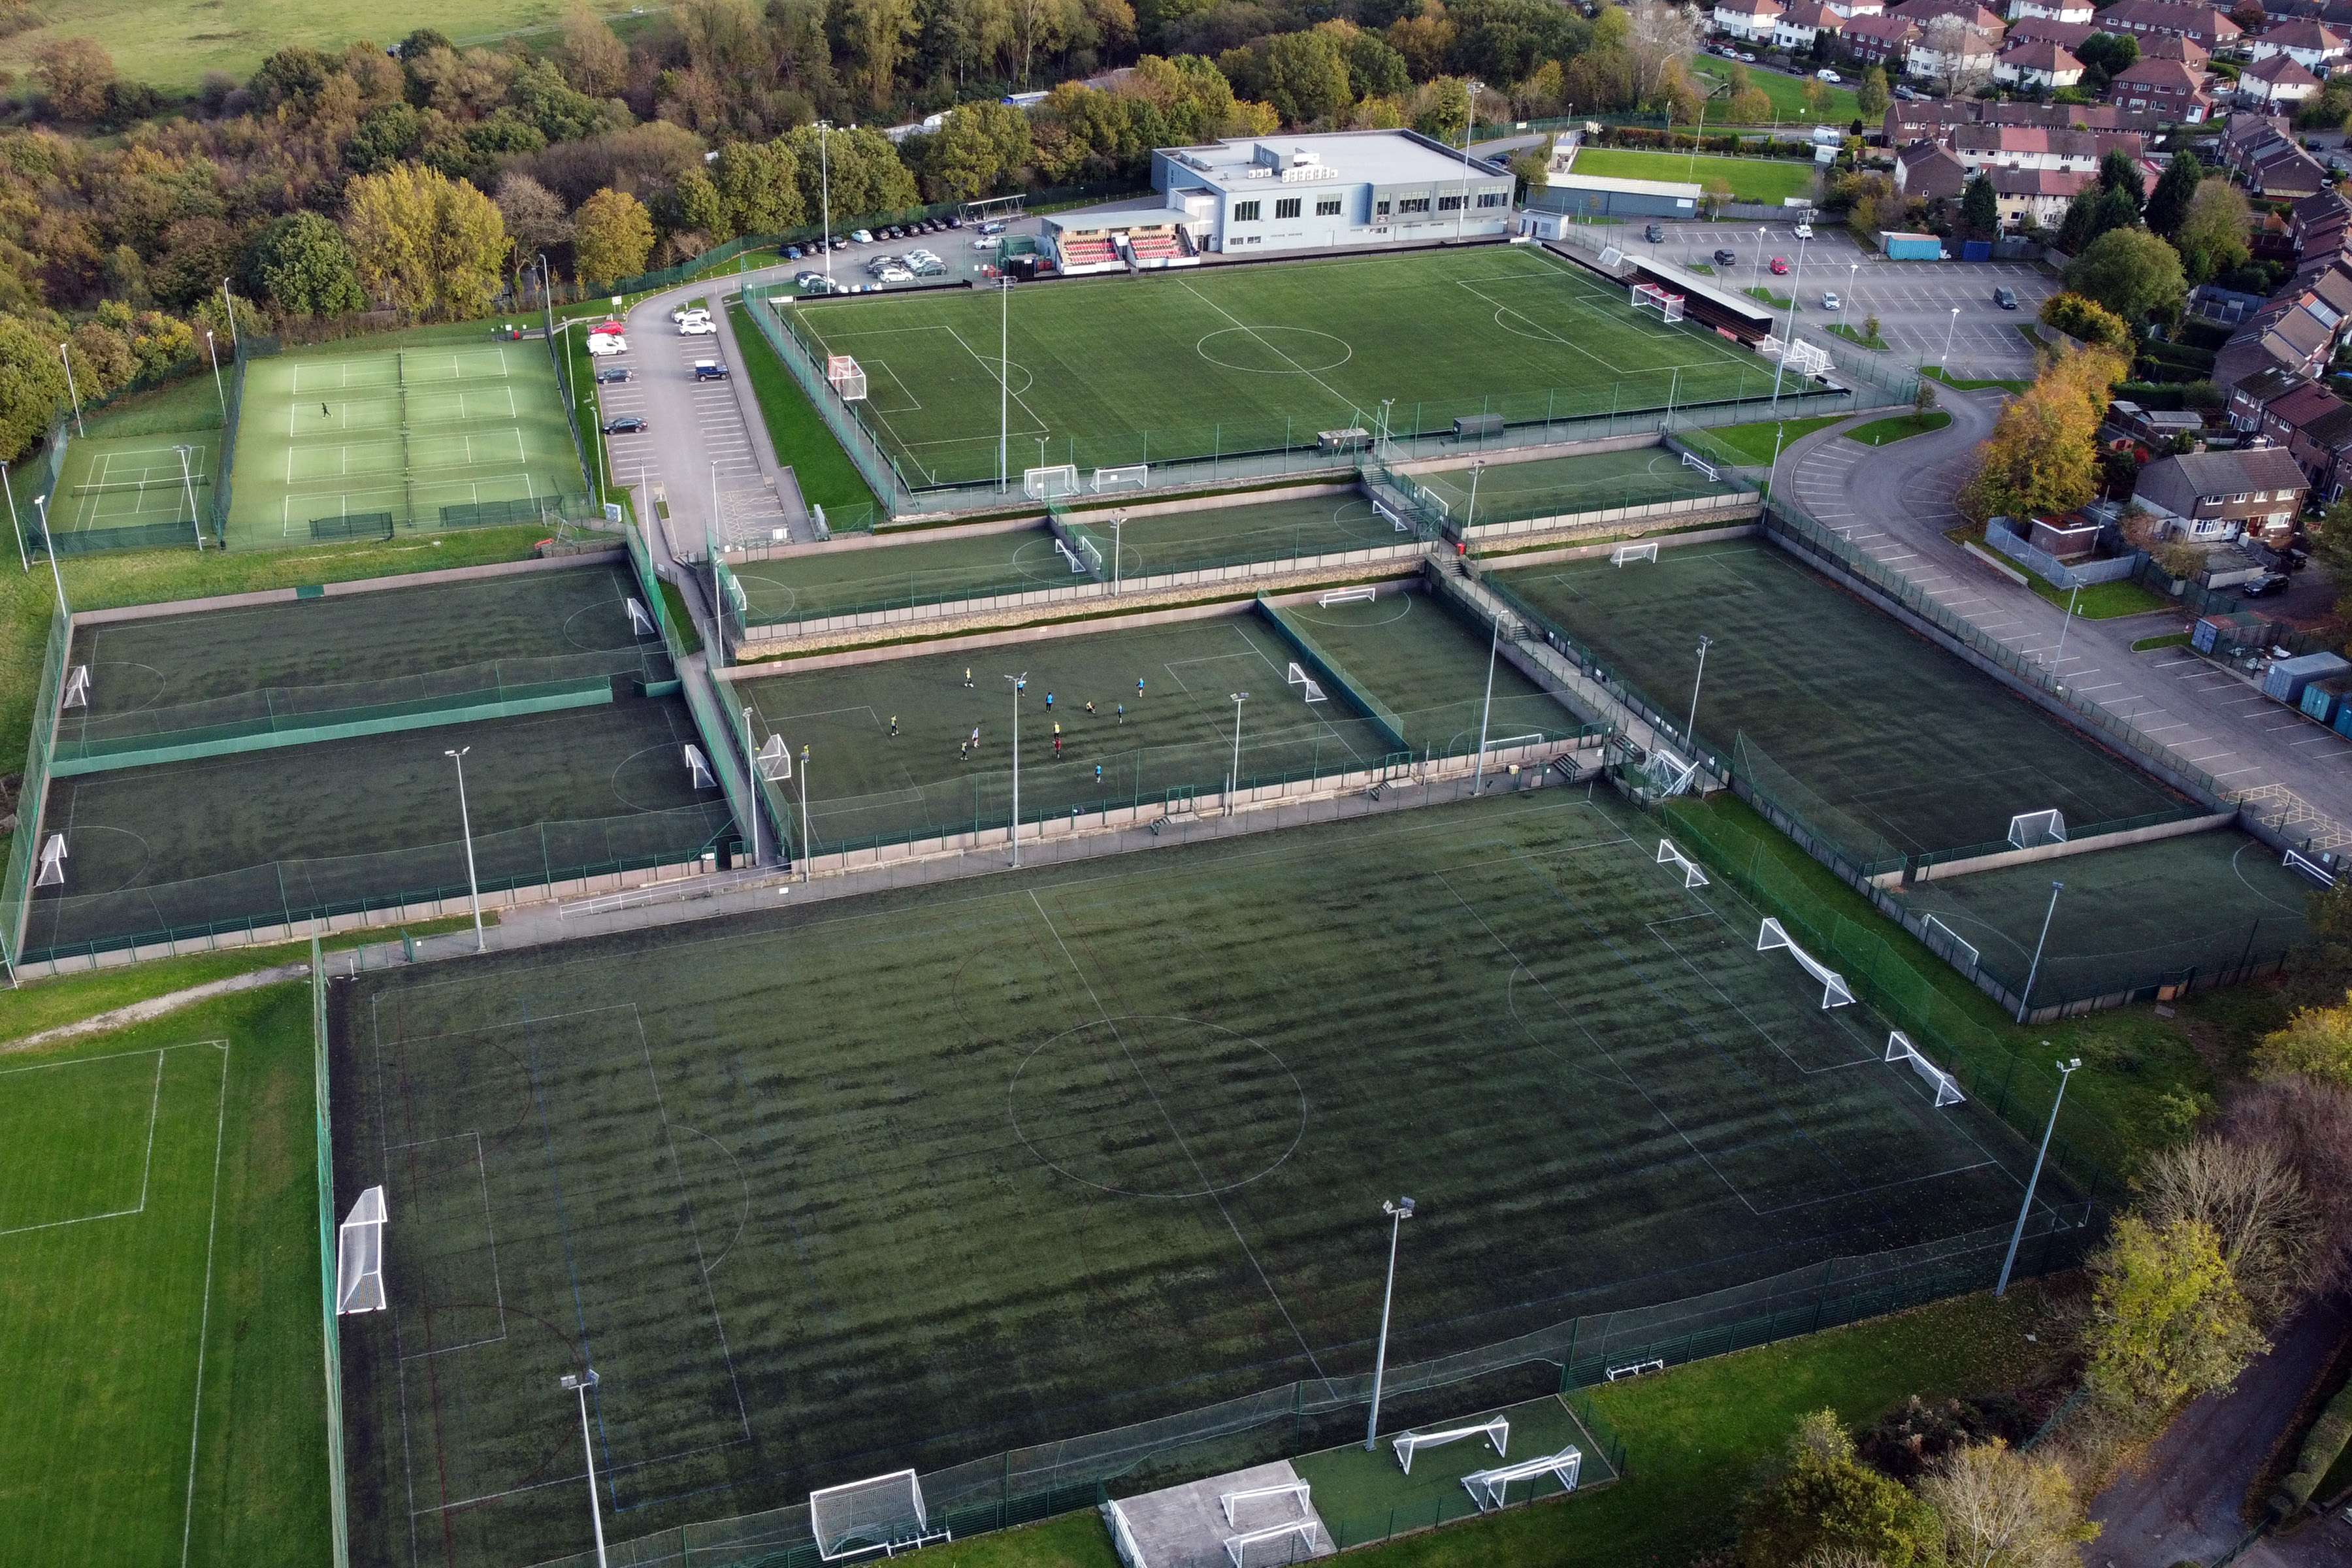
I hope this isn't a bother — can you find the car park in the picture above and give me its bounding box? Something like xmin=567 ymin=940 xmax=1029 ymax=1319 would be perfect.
xmin=1714 ymin=247 xmax=1737 ymax=265
xmin=1993 ymin=287 xmax=2018 ymax=309
xmin=1644 ymin=222 xmax=1665 ymax=242
xmin=693 ymin=360 xmax=729 ymax=380
xmin=601 ymin=415 xmax=647 ymax=435
xmin=594 ymin=366 xmax=630 ymax=384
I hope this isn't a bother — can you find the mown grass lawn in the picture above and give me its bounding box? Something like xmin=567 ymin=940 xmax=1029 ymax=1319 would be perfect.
xmin=2028 ymin=574 xmax=2174 ymax=619
xmin=1845 ymin=411 xmax=1952 ymax=445
xmin=1682 ymin=413 xmax=1847 ymax=466
xmin=1569 ymin=148 xmax=1821 ymax=206
xmin=1690 ymin=63 xmax=1864 ymax=123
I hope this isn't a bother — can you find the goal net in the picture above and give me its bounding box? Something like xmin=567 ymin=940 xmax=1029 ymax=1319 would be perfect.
xmin=2286 ymin=848 xmax=2338 ymax=889
xmin=1286 ymin=662 xmax=1327 ymax=704
xmin=1220 ymin=1480 xmax=1311 ymax=1530
xmin=1757 ymin=917 xmax=1855 ymax=1008
xmin=1024 ymin=463 xmax=1081 ymax=500
xmin=61 ymin=663 xmax=90 ymax=710
xmin=1631 ymin=283 xmax=1685 ymax=323
xmin=683 ymin=745 xmax=716 ymax=789
xmin=2007 ymin=809 xmax=2066 ymax=851
xmin=1396 ymin=1414 xmax=1509 ymax=1475
xmin=756 ymin=732 xmax=792 ymax=781
xmin=1612 ymin=541 xmax=1659 ymax=566
xmin=627 ymin=597 xmax=655 ymax=637
xmin=1641 ymin=748 xmax=1701 ymax=798
xmin=1225 ymin=1522 xmax=1319 ymax=1567
xmin=34 ymin=832 xmax=65 ymax=888
xmin=1463 ymin=1446 xmax=1582 ymax=1511
xmin=1093 ymin=464 xmax=1149 ymax=494
xmin=1598 ymin=244 xmax=1625 ymax=270
xmin=1886 ymin=1030 xmax=1966 ymax=1107
xmin=1656 ymin=837 xmax=1709 ymax=889
xmin=1921 ymin=913 xmax=1979 ymax=972
xmin=1319 ymin=585 xmax=1376 ymax=607
xmin=1679 ymin=449 xmax=1719 ymax=482
xmin=810 ymin=1469 xmax=946 ymax=1561
xmin=335 ymin=1185 xmax=389 ymax=1315
xmin=826 ymin=354 xmax=868 ymax=402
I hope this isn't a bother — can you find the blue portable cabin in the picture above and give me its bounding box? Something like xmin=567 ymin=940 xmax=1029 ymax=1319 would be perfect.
xmin=2302 ymin=674 xmax=2352 ymax=723
xmin=2334 ymin=694 xmax=2352 ymax=739
xmin=2191 ymin=612 xmax=2264 ymax=654
xmin=2264 ymin=651 xmax=2351 ymax=706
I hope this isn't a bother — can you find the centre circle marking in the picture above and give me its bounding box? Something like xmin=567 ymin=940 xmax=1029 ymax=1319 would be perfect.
xmin=1194 ymin=327 xmax=1354 ymax=376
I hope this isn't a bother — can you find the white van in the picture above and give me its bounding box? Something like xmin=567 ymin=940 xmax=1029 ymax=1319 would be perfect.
xmin=587 ymin=332 xmax=627 ymax=355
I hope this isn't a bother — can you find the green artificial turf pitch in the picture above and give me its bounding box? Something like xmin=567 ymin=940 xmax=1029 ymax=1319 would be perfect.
xmin=1292 ymin=1394 xmax=1612 ymax=1544
xmin=1489 ymin=539 xmax=2188 ymax=864
xmin=60 ymin=561 xmax=668 ymax=752
xmin=770 ymin=248 xmax=1781 ymax=490
xmin=1417 ymin=446 xmax=1748 ymax=529
xmin=25 ymin=696 xmax=730 ymax=962
xmin=1886 ymin=829 xmax=2311 ymax=1004
xmin=225 ymin=341 xmax=581 ymax=549
xmin=329 ymin=787 xmax=2061 ymax=1568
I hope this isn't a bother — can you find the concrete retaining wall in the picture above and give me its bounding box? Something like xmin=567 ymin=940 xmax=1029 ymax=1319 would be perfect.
xmin=1870 ymin=810 xmax=2238 ymax=888
xmin=72 ymin=549 xmax=623 ymax=627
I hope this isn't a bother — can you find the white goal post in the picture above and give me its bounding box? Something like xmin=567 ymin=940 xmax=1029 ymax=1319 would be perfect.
xmin=1225 ymin=1522 xmax=1319 ymax=1567
xmin=683 ymin=744 xmax=716 ymax=790
xmin=1320 ymin=585 xmax=1377 ymax=607
xmin=1463 ymin=1446 xmax=1582 ymax=1511
xmin=627 ymin=596 xmax=656 ymax=636
xmin=1611 ymin=541 xmax=1659 ymax=566
xmin=1285 ymin=662 xmax=1328 ymax=704
xmin=757 ymin=732 xmax=792 ymax=781
xmin=1656 ymin=838 xmax=1709 ymax=889
xmin=1220 ymin=1480 xmax=1311 ymax=1529
xmin=61 ymin=663 xmax=90 ymax=710
xmin=1631 ymin=282 xmax=1685 ymax=323
xmin=1024 ymin=463 xmax=1081 ymax=500
xmin=2008 ymin=809 xmax=2067 ymax=851
xmin=1886 ymin=1030 xmax=1966 ymax=1107
xmin=1921 ymin=913 xmax=1979 ymax=972
xmin=335 ymin=1185 xmax=389 ymax=1315
xmin=810 ymin=1469 xmax=949 ymax=1561
xmin=1642 ymin=748 xmax=1701 ymax=799
xmin=1757 ymin=917 xmax=1855 ymax=1008
xmin=1093 ymin=464 xmax=1149 ymax=494
xmin=2286 ymin=847 xmax=2338 ymax=889
xmin=1396 ymin=1414 xmax=1509 ymax=1475
xmin=34 ymin=832 xmax=66 ymax=889
xmin=826 ymin=353 xmax=868 ymax=402
xmin=1678 ymin=449 xmax=1719 ymax=482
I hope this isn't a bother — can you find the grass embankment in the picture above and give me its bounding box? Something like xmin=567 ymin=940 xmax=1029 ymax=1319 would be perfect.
xmin=1568 ymin=147 xmax=1821 ymax=206
xmin=1746 ymin=286 xmax=1795 ymax=310
xmin=727 ymin=299 xmax=887 ymax=525
xmin=1829 ymin=322 xmax=1891 ymax=351
xmin=1923 ymin=366 xmax=2031 ymax=393
xmin=1682 ymin=414 xmax=1848 ymax=467
xmin=1845 ymin=411 xmax=1952 ymax=445
xmin=2132 ymin=631 xmax=2193 ymax=653
xmin=2028 ymin=574 xmax=2174 ymax=619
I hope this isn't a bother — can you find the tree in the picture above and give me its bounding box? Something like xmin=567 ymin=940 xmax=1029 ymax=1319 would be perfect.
xmin=670 ymin=165 xmax=732 ymax=244
xmin=32 ymin=37 xmax=115 ymax=121
xmin=572 ymin=187 xmax=654 ymax=286
xmin=2175 ymin=179 xmax=2252 ymax=286
xmin=1957 ymin=345 xmax=2125 ymax=521
xmin=2038 ymin=291 xmax=2132 ymax=350
xmin=1804 ymin=74 xmax=1833 ymax=117
xmin=1739 ymin=1411 xmax=1941 ymax=1568
xmin=2135 ymin=1135 xmax=2321 ymax=1325
xmin=926 ymin=103 xmax=1032 ymax=197
xmin=838 ymin=0 xmax=922 ymax=107
xmin=1264 ymin=30 xmax=1355 ymax=126
xmin=2066 ymin=227 xmax=2186 ymax=325
xmin=494 ymin=174 xmax=574 ymax=260
xmin=1961 ymin=173 xmax=1999 ymax=237
xmin=1412 ymin=75 xmax=1473 ymax=142
xmin=2085 ymin=1215 xmax=2269 ymax=1414
xmin=2222 ymin=1075 xmax=2352 ymax=1299
xmin=2099 ymin=147 xmax=2147 ymax=205
xmin=713 ymin=139 xmax=808 ymax=235
xmin=341 ymin=165 xmax=510 ymax=319
xmin=1917 ymin=1441 xmax=2096 ymax=1568
xmin=250 ymin=212 xmax=365 ymax=317
xmin=1625 ymin=0 xmax=1701 ymax=109
xmin=1731 ymin=86 xmax=1773 ymax=123
xmin=2144 ymin=148 xmax=2204 ymax=239
xmin=0 ymin=313 xmax=71 ymax=461
xmin=2076 ymin=31 xmax=2138 ymax=78
xmin=557 ymin=0 xmax=630 ymax=96
xmin=1857 ymin=66 xmax=1890 ymax=119
xmin=2256 ymin=993 xmax=2352 ymax=1086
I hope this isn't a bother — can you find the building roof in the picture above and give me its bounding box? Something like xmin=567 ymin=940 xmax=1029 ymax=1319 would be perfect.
xmin=2145 ymin=447 xmax=2313 ymax=495
xmin=2257 ymin=16 xmax=2347 ymax=48
xmin=2246 ymin=51 xmax=2325 ymax=83
xmin=2231 ymin=365 xmax=2310 ymax=406
xmin=1545 ymin=171 xmax=1706 ymax=199
xmin=1895 ymin=0 xmax=2007 ymax=26
xmin=2005 ymin=14 xmax=2100 ymax=42
xmin=1158 ymin=131 xmax=1509 ymax=194
xmin=1782 ymin=0 xmax=1845 ymax=24
xmin=2137 ymin=33 xmax=2211 ymax=61
xmin=2096 ymin=0 xmax=2242 ymax=39
xmin=1950 ymin=123 xmax=2112 ymax=154
xmin=1845 ymin=12 xmax=1925 ymax=38
xmin=2000 ymin=35 xmax=2086 ymax=65
xmin=1899 ymin=140 xmax=1971 ymax=196
xmin=2265 ymin=378 xmax=2344 ymax=428
xmin=1717 ymin=0 xmax=1787 ymax=14
xmin=2112 ymin=56 xmax=2208 ymax=90
xmin=1989 ymin=165 xmax=2094 ymax=193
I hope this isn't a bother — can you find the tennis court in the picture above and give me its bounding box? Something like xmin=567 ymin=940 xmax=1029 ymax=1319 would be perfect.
xmin=1490 ymin=539 xmax=2189 ymax=864
xmin=1417 ymin=446 xmax=1749 ymax=528
xmin=763 ymin=246 xmax=1785 ymax=489
xmin=45 ymin=433 xmax=218 ymax=545
xmin=1887 ymin=830 xmax=2311 ymax=1005
xmin=734 ymin=608 xmax=1400 ymax=855
xmin=24 ymin=696 xmax=730 ymax=961
xmin=331 ymin=788 xmax=2074 ymax=1568
xmin=225 ymin=340 xmax=582 ymax=548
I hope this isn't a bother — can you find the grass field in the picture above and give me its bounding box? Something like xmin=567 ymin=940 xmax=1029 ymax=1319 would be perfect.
xmin=226 ymin=339 xmax=582 ymax=549
xmin=330 ymin=787 xmax=2068 ymax=1568
xmin=1565 ymin=148 xmax=1820 ymax=206
xmin=1416 ymin=446 xmax=1747 ymax=527
xmin=729 ymin=299 xmax=886 ymax=525
xmin=1490 ymin=538 xmax=2189 ymax=864
xmin=766 ymin=248 xmax=1787 ymax=492
xmin=0 ymin=981 xmax=330 ymax=1568
xmin=1888 ymin=829 xmax=2311 ymax=1003
xmin=1690 ymin=65 xmax=1864 ymax=123
xmin=26 ymin=696 xmax=730 ymax=962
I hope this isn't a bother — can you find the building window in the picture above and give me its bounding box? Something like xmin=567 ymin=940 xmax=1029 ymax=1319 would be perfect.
xmin=1437 ymin=193 xmax=1464 ymax=211
xmin=1233 ymin=200 xmax=1261 ymax=222
xmin=1316 ymin=197 xmax=1342 ymax=216
xmin=1398 ymin=197 xmax=1431 ymax=214
xmin=1477 ymin=190 xmax=1506 ymax=208
xmin=1275 ymin=197 xmax=1301 ymax=220
xmin=1375 ymin=199 xmax=1392 ymax=217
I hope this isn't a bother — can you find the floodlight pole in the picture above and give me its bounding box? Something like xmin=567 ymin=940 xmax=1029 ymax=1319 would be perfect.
xmin=1379 ymin=397 xmax=1395 ymax=459
xmin=1005 ymin=672 xmax=1025 ymax=865
xmin=221 ymin=278 xmax=240 ymax=353
xmin=58 ymin=344 xmax=84 ymax=436
xmin=174 ymin=444 xmax=203 ymax=550
xmin=2 ymin=459 xmax=25 ymax=574
xmin=559 ymin=1370 xmax=609 ymax=1568
xmin=1457 ymin=82 xmax=1482 ymax=242
xmin=798 ymin=743 xmax=810 ymax=881
xmin=1941 ymin=305 xmax=1960 ymax=365
xmin=1771 ymin=231 xmax=1810 ymax=410
xmin=1364 ymin=1196 xmax=1416 ymax=1451
xmin=1228 ymin=691 xmax=1249 ymax=813
xmin=708 ymin=463 xmax=725 ymax=668
xmin=1995 ymin=1055 xmax=2080 ymax=1298
xmin=998 ymin=275 xmax=1011 ymax=493
xmin=1475 ymin=612 xmax=1499 ymax=793
xmin=446 ymin=747 xmax=485 ymax=951
xmin=1686 ymin=633 xmax=1714 ymax=750
xmin=204 ymin=331 xmax=226 ymax=418
xmin=2016 ymin=879 xmax=2064 ymax=1023
xmin=2050 ymin=581 xmax=2081 ymax=680
xmin=1110 ymin=509 xmax=1126 ymax=595
xmin=819 ymin=122 xmax=835 ymax=282
xmin=33 ymin=495 xmax=65 ymax=617
xmin=740 ymin=704 xmax=762 ymax=866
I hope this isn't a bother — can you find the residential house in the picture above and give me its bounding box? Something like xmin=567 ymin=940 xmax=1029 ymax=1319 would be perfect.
xmin=1895 ymin=140 xmax=1970 ymax=199
xmin=2227 ymin=363 xmax=2310 ymax=430
xmin=2004 ymin=14 xmax=2101 ymax=50
xmin=2220 ymin=109 xmax=2292 ymax=166
xmin=1987 ymin=165 xmax=2096 ymax=223
xmin=2257 ymin=376 xmax=2344 ymax=448
xmin=2008 ymin=0 xmax=2093 ymax=18
xmin=2245 ymin=16 xmax=2350 ymax=69
xmin=1844 ymin=12 xmax=1923 ymax=60
xmin=2138 ymin=33 xmax=2211 ymax=64
xmin=1713 ymin=0 xmax=1786 ymax=39
xmin=2132 ymin=448 xmax=2311 ymax=540
xmin=1905 ymin=22 xmax=2000 ymax=84
xmin=2241 ymin=52 xmax=2325 ymax=106
xmin=1776 ymin=1 xmax=1847 ymax=49
xmin=1947 ymin=123 xmax=2138 ymax=170
xmin=2108 ymin=56 xmax=2213 ymax=120
xmin=2247 ymin=136 xmax=2332 ymax=197
xmin=1824 ymin=0 xmax=1886 ymax=15
xmin=1995 ymin=35 xmax=2088 ymax=85
xmin=1895 ymin=0 xmax=2008 ymax=31
xmin=2089 ymin=0 xmax=2243 ymax=50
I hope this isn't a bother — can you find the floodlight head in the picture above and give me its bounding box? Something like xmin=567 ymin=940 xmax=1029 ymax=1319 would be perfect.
xmin=446 ymin=746 xmax=468 ymax=760
xmin=1232 ymin=691 xmax=1249 ymax=703
xmin=1385 ymin=1196 xmax=1415 ymax=1219
xmin=560 ymin=1368 xmax=597 ymax=1392
xmin=2059 ymin=1056 xmax=2082 ymax=1072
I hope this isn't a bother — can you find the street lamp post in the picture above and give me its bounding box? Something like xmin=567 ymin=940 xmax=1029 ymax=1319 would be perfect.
xmin=1227 ymin=691 xmax=1249 ymax=812
xmin=1 ymin=459 xmax=25 ymax=573
xmin=1772 ymin=230 xmax=1812 ymax=410
xmin=204 ymin=331 xmax=227 ymax=418
xmin=818 ymin=122 xmax=834 ymax=282
xmin=1686 ymin=634 xmax=1714 ymax=751
xmin=999 ymin=274 xmax=1011 ymax=493
xmin=33 ymin=495 xmax=65 ymax=617
xmin=1752 ymin=229 xmax=1767 ymax=294
xmin=740 ymin=704 xmax=764 ymax=866
xmin=1940 ymin=305 xmax=1961 ymax=365
xmin=1474 ymin=611 xmax=1500 ymax=792
xmin=1995 ymin=1055 xmax=2082 ymax=1297
xmin=59 ymin=344 xmax=84 ymax=436
xmin=558 ymin=1371 xmax=610 ymax=1568
xmin=2050 ymin=581 xmax=2081 ymax=681
xmin=1109 ymin=509 xmax=1126 ymax=595
xmin=446 ymin=747 xmax=485 ymax=951
xmin=1379 ymin=397 xmax=1395 ymax=458
xmin=221 ymin=278 xmax=240 ymax=353
xmin=1456 ymin=82 xmax=1483 ymax=242
xmin=2016 ymin=880 xmax=2064 ymax=1023
xmin=1364 ymin=1196 xmax=1416 ymax=1451
xmin=1005 ymin=673 xmax=1026 ymax=865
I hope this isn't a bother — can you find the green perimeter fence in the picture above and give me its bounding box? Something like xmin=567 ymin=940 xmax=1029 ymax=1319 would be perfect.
xmin=0 ymin=600 xmax=69 ymax=981
xmin=1258 ymin=594 xmax=1412 ymax=755
xmin=314 ymin=941 xmax=353 ymax=1568
xmin=530 ymin=1203 xmax=2091 ymax=1568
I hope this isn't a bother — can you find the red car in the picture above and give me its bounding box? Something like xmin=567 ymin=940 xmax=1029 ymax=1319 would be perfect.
xmin=1769 ymin=256 xmax=1790 ymax=275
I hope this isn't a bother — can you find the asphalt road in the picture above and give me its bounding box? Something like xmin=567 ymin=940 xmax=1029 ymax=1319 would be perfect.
xmin=1777 ymin=395 xmax=2352 ymax=842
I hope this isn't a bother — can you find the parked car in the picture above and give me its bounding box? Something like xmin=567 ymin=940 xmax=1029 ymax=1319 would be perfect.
xmin=946 ymin=214 xmax=964 ymax=227
xmin=601 ymin=415 xmax=647 ymax=435
xmin=1816 ymin=68 xmax=1841 ymax=82
xmin=1793 ymin=221 xmax=1813 ymax=240
xmin=594 ymin=366 xmax=630 ymax=384
xmin=2240 ymin=573 xmax=2289 ymax=598
xmin=679 ymin=316 xmax=718 ymax=335
xmin=693 ymin=360 xmax=729 ymax=380
xmin=670 ymin=304 xmax=710 ymax=323
xmin=1821 ymin=290 xmax=1841 ymax=310
xmin=1993 ymin=287 xmax=2019 ymax=309
xmin=850 ymin=228 xmax=874 ymax=243
xmin=1769 ymin=255 xmax=1789 ymax=274
xmin=1738 ymin=50 xmax=1756 ymax=61
xmin=587 ymin=333 xmax=626 ymax=355
xmin=1893 ymin=84 xmax=1919 ymax=100
xmin=1714 ymin=247 xmax=1738 ymax=265
xmin=1644 ymin=222 xmax=1666 ymax=242
xmin=974 ymin=233 xmax=1002 ymax=249
xmin=877 ymin=264 xmax=914 ymax=283
xmin=979 ymin=218 xmax=1009 ymax=236
xmin=783 ymin=244 xmax=804 ymax=260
